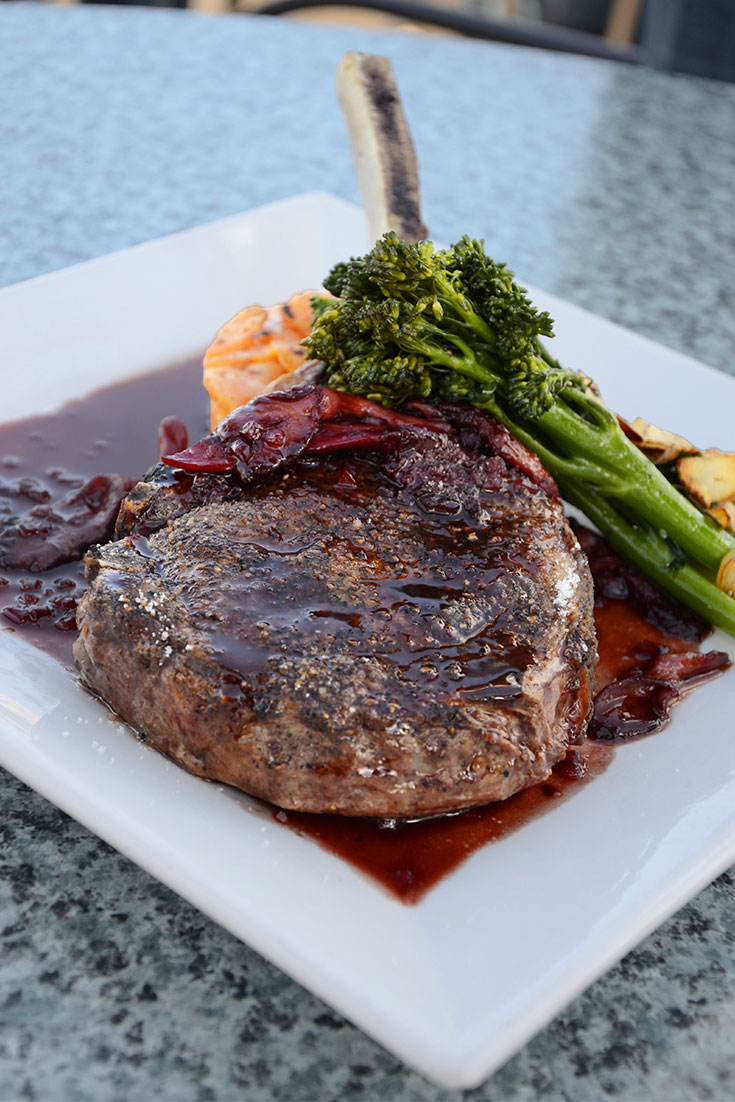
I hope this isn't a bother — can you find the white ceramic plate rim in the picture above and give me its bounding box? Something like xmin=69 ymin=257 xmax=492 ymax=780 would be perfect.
xmin=1 ymin=193 xmax=733 ymax=1090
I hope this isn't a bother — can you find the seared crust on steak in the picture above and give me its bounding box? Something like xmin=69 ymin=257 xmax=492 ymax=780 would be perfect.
xmin=75 ymin=402 xmax=596 ymax=817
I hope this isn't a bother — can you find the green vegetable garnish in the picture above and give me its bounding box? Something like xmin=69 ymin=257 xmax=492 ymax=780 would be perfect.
xmin=305 ymin=232 xmax=735 ymax=635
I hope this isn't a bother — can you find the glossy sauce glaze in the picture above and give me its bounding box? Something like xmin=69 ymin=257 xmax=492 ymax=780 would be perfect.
xmin=174 ymin=456 xmax=538 ymax=706
xmin=0 ymin=363 xmax=729 ymax=904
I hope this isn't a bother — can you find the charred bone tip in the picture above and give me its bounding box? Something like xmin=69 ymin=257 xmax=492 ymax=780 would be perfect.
xmin=336 ymin=51 xmax=428 ymax=245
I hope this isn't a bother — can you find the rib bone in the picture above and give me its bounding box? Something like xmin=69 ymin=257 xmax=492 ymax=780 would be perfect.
xmin=336 ymin=51 xmax=428 ymax=244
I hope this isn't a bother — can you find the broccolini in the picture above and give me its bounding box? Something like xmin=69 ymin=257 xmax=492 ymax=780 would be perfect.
xmin=305 ymin=232 xmax=735 ymax=635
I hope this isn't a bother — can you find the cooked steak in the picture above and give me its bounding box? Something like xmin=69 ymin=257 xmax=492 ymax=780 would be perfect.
xmin=74 ymin=387 xmax=596 ymax=817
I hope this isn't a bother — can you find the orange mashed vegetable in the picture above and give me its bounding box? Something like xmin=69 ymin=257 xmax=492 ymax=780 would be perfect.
xmin=203 ymin=290 xmax=327 ymax=429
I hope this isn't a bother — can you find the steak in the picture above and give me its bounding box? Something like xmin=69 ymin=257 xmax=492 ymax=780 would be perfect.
xmin=74 ymin=387 xmax=596 ymax=818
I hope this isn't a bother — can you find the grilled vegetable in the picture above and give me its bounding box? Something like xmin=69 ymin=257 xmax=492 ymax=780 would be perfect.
xmin=677 ymin=450 xmax=735 ymax=509
xmin=202 ymin=292 xmax=320 ymax=429
xmin=625 ymin=417 xmax=697 ymax=466
xmin=707 ymin=502 xmax=735 ymax=532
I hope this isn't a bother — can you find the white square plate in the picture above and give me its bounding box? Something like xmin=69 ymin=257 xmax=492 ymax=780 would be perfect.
xmin=1 ymin=193 xmax=733 ymax=1089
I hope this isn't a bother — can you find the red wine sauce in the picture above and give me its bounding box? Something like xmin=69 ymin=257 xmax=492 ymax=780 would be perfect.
xmin=593 ymin=597 xmax=695 ymax=692
xmin=275 ymin=741 xmax=613 ymax=904
xmin=0 ymin=360 xmax=208 ymax=662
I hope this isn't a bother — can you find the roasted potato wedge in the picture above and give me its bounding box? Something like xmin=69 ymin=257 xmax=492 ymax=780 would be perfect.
xmin=717 ymin=549 xmax=735 ymax=597
xmin=706 ymin=501 xmax=735 ymax=532
xmin=677 ymin=450 xmax=735 ymax=508
xmin=628 ymin=418 xmax=697 ymax=466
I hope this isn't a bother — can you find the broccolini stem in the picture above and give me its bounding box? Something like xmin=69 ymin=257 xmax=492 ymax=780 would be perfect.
xmin=539 ymin=400 xmax=734 ymax=575
xmin=555 ymin=476 xmax=735 ymax=636
xmin=477 ymin=393 xmax=735 ymax=579
xmin=419 ymin=331 xmax=501 ymax=390
xmin=434 ymin=273 xmax=496 ymax=345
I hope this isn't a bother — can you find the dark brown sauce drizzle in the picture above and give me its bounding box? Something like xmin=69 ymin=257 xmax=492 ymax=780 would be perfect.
xmin=594 ymin=597 xmax=693 ymax=692
xmin=0 ymin=362 xmax=729 ymax=904
xmin=575 ymin=521 xmax=729 ymax=742
xmin=0 ymin=360 xmax=208 ymax=663
xmin=164 ymin=456 xmax=537 ymax=710
xmin=275 ymin=741 xmax=613 ymax=904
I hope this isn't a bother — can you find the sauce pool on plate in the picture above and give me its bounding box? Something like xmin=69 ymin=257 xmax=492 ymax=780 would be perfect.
xmin=0 ymin=359 xmax=208 ymax=663
xmin=275 ymin=741 xmax=613 ymax=904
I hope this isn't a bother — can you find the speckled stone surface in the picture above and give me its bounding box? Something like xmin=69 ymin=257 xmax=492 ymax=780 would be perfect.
xmin=0 ymin=5 xmax=733 ymax=1100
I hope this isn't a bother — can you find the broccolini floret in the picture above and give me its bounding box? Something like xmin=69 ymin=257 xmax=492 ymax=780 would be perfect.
xmin=310 ymin=232 xmax=579 ymax=419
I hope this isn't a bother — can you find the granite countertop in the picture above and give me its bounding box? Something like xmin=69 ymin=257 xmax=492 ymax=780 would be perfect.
xmin=1 ymin=5 xmax=733 ymax=1099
